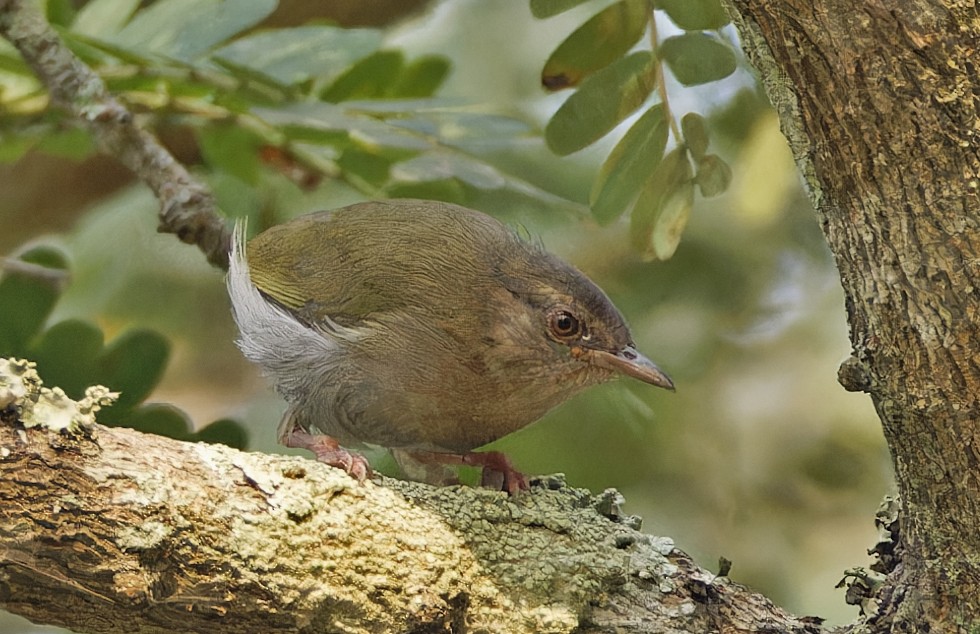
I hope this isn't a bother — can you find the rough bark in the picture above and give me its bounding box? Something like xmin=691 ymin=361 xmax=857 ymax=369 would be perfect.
xmin=725 ymin=1 xmax=980 ymax=630
xmin=0 ymin=359 xmax=821 ymax=634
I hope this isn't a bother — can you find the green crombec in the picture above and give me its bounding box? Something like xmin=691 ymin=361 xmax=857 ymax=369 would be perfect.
xmin=227 ymin=199 xmax=673 ymax=494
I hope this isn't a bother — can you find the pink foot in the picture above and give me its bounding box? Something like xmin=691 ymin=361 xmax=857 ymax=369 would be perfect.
xmin=408 ymin=450 xmax=528 ymax=495
xmin=285 ymin=429 xmax=371 ymax=482
xmin=463 ymin=451 xmax=529 ymax=496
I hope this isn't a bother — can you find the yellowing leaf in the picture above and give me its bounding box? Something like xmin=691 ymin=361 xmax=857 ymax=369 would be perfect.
xmin=630 ymin=147 xmax=693 ymax=259
xmin=651 ymin=179 xmax=694 ymax=259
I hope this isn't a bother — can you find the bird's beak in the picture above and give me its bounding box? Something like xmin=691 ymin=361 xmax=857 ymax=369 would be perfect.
xmin=590 ymin=345 xmax=675 ymax=391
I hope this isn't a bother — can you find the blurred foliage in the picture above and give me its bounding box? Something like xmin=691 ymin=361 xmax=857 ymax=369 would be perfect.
xmin=0 ymin=0 xmax=573 ymax=229
xmin=0 ymin=245 xmax=248 ymax=448
xmin=0 ymin=0 xmax=891 ymax=631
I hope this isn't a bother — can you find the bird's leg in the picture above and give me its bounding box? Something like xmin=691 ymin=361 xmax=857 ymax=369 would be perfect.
xmin=405 ymin=449 xmax=529 ymax=495
xmin=276 ymin=409 xmax=371 ymax=482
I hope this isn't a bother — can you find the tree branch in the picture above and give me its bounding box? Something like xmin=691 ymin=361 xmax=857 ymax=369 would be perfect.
xmin=0 ymin=359 xmax=823 ymax=633
xmin=0 ymin=0 xmax=230 ymax=269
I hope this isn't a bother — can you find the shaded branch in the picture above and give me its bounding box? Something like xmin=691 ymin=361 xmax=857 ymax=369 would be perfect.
xmin=0 ymin=0 xmax=230 ymax=269
xmin=0 ymin=359 xmax=823 ymax=633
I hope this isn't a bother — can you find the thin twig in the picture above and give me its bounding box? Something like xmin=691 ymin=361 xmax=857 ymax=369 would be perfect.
xmin=649 ymin=8 xmax=683 ymax=144
xmin=0 ymin=0 xmax=231 ymax=269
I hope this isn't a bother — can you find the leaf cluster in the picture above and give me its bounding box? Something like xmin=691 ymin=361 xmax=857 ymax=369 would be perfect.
xmin=0 ymin=247 xmax=247 ymax=447
xmin=534 ymin=0 xmax=736 ymax=259
xmin=0 ymin=0 xmax=569 ymax=215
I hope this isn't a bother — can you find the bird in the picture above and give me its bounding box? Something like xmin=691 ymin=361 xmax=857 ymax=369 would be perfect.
xmin=227 ymin=199 xmax=673 ymax=494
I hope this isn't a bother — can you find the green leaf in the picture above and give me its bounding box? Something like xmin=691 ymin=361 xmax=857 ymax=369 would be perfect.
xmin=95 ymin=329 xmax=170 ymax=418
xmin=338 ymin=148 xmax=392 ymax=189
xmin=680 ymin=112 xmax=709 ymax=160
xmin=207 ymin=55 xmax=294 ymax=96
xmin=197 ymin=124 xmax=263 ymax=185
xmin=321 ymin=50 xmax=405 ymax=103
xmin=545 ymin=51 xmax=658 ymax=156
xmin=72 ymin=0 xmax=141 ymax=37
xmin=0 ymin=246 xmax=69 ymax=357
xmin=254 ymin=103 xmax=395 ymax=149
xmin=630 ymin=147 xmax=692 ymax=259
xmin=29 ymin=319 xmax=104 ymax=399
xmin=0 ymin=50 xmax=32 ymax=75
xmin=213 ymin=26 xmax=383 ymax=86
xmin=122 ymin=403 xmax=191 ymax=438
xmin=391 ymin=152 xmax=507 ymax=190
xmin=695 ymin=153 xmax=732 ymax=197
xmin=390 ymin=149 xmax=571 ymax=206
xmin=46 ymin=0 xmax=76 ymax=27
xmin=385 ymin=179 xmax=468 ymax=204
xmin=590 ymin=104 xmax=668 ymax=224
xmin=542 ymin=0 xmax=650 ymax=90
xmin=62 ymin=29 xmax=155 ymax=65
xmin=659 ymin=33 xmax=737 ymax=86
xmin=655 ymin=0 xmax=729 ymax=30
xmin=384 ymin=110 xmax=532 ymax=147
xmin=339 ymin=97 xmax=461 ymax=115
xmin=194 ymin=418 xmax=249 ymax=449
xmin=388 ymin=56 xmax=451 ymax=98
xmin=530 ymin=0 xmax=593 ymax=18
xmin=112 ymin=0 xmax=277 ymax=61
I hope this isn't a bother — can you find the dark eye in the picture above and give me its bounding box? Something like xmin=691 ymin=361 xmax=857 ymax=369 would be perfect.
xmin=549 ymin=310 xmax=582 ymax=339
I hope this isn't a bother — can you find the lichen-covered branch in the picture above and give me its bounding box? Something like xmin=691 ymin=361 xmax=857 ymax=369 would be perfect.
xmin=0 ymin=360 xmax=820 ymax=633
xmin=0 ymin=0 xmax=230 ymax=269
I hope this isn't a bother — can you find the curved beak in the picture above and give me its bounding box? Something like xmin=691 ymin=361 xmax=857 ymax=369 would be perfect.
xmin=590 ymin=345 xmax=675 ymax=391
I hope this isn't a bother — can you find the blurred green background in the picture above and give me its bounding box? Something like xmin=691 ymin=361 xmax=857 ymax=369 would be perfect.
xmin=0 ymin=0 xmax=890 ymax=629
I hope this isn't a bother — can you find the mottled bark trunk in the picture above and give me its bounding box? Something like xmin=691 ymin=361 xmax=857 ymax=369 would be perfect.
xmin=726 ymin=1 xmax=980 ymax=630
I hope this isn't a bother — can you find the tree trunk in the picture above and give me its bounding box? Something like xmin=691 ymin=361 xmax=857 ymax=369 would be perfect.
xmin=725 ymin=0 xmax=980 ymax=630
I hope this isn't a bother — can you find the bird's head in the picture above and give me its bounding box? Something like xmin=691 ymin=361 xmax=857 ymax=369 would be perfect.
xmin=487 ymin=239 xmax=674 ymax=392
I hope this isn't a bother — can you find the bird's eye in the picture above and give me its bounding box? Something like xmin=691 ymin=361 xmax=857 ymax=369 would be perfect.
xmin=549 ymin=309 xmax=582 ymax=339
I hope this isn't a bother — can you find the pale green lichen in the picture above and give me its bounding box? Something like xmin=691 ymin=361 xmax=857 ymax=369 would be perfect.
xmin=0 ymin=357 xmax=118 ymax=435
xmin=0 ymin=357 xmax=41 ymax=408
xmin=25 ymin=384 xmax=118 ymax=435
xmin=385 ymin=475 xmax=681 ymax=630
xmin=171 ymin=443 xmax=593 ymax=633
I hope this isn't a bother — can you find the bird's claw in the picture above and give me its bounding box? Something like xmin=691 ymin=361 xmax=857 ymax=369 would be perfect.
xmin=397 ymin=449 xmax=528 ymax=495
xmin=467 ymin=451 xmax=529 ymax=496
xmin=284 ymin=429 xmax=372 ymax=482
